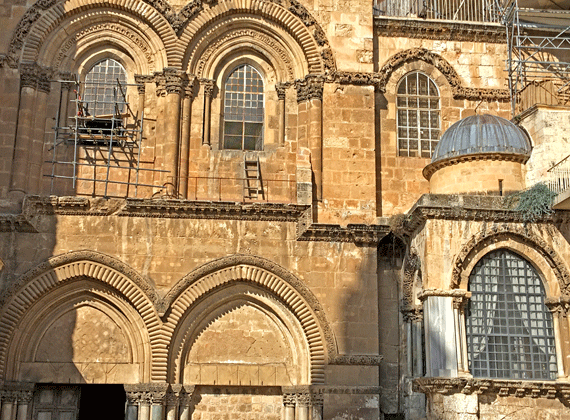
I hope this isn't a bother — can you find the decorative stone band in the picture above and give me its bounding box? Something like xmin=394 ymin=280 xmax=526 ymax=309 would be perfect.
xmin=374 ymin=18 xmax=506 ymax=44
xmin=0 ymin=214 xmax=37 ymax=233
xmin=417 ymin=289 xmax=472 ymax=302
xmin=545 ymin=295 xmax=570 ymax=315
xmin=154 ymin=68 xmax=190 ymax=96
xmin=20 ymin=62 xmax=52 ymax=93
xmin=401 ymin=306 xmax=423 ymax=322
xmin=0 ymin=382 xmax=34 ymax=403
xmin=413 ymin=377 xmax=570 ymax=400
xmin=328 ymin=355 xmax=384 ymax=366
xmin=423 ymin=152 xmax=530 ymax=180
xmin=284 ymin=385 xmax=381 ymax=395
xmin=295 ymin=75 xmax=325 ymax=102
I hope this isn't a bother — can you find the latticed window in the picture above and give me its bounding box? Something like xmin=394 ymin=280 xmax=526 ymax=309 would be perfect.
xmin=83 ymin=58 xmax=127 ymax=116
xmin=223 ymin=64 xmax=264 ymax=150
xmin=466 ymin=249 xmax=557 ymax=380
xmin=396 ymin=72 xmax=440 ymax=157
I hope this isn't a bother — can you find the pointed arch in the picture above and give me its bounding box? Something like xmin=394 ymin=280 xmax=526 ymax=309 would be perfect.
xmin=161 ymin=255 xmax=336 ymax=385
xmin=0 ymin=251 xmax=161 ymax=381
xmin=451 ymin=226 xmax=570 ymax=297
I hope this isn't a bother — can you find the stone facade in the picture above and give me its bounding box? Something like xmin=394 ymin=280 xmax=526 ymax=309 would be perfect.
xmin=2 ymin=0 xmax=570 ymax=419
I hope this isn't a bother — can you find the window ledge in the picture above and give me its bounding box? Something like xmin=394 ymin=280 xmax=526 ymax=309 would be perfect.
xmin=413 ymin=377 xmax=570 ymax=399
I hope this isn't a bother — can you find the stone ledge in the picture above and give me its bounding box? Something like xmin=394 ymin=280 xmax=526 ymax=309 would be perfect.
xmin=413 ymin=377 xmax=570 ymax=400
xmin=374 ymin=17 xmax=506 ymax=43
xmin=297 ymin=223 xmax=390 ymax=244
xmin=0 ymin=215 xmax=37 ymax=232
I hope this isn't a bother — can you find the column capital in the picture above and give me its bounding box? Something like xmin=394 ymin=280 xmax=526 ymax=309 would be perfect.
xmin=20 ymin=62 xmax=53 ymax=93
xmin=276 ymin=82 xmax=290 ymax=101
xmin=295 ymin=75 xmax=324 ymax=103
xmin=402 ymin=306 xmax=423 ymax=322
xmin=200 ymin=78 xmax=215 ymax=97
xmin=135 ymin=74 xmax=154 ymax=95
xmin=154 ymin=68 xmax=188 ymax=96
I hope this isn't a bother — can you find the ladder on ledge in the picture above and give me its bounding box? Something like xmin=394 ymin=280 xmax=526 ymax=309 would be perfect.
xmin=243 ymin=155 xmax=263 ymax=201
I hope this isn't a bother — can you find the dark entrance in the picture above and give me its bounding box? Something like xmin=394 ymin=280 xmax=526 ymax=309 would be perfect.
xmin=33 ymin=385 xmax=126 ymax=420
xmin=78 ymin=385 xmax=126 ymax=420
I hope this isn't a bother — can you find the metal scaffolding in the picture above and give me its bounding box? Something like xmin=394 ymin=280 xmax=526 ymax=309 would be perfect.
xmin=47 ymin=78 xmax=167 ymax=198
xmin=374 ymin=0 xmax=503 ymax=23
xmin=503 ymin=0 xmax=570 ymax=116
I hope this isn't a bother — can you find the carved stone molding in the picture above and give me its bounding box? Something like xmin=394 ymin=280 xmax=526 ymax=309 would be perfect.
xmin=401 ymin=247 xmax=420 ymax=317
xmin=193 ymin=29 xmax=294 ymax=80
xmin=330 ymin=71 xmax=379 ymax=86
xmin=285 ymin=385 xmax=381 ymax=395
xmin=417 ymin=288 xmax=471 ymax=302
xmin=328 ymin=355 xmax=383 ymax=365
xmin=20 ymin=62 xmax=52 ymax=93
xmin=295 ymin=75 xmax=325 ymax=102
xmin=276 ymin=82 xmax=290 ymax=100
xmin=374 ymin=17 xmax=506 ymax=44
xmin=423 ymin=152 xmax=529 ymax=180
xmin=402 ymin=307 xmax=423 ymax=322
xmin=545 ymin=295 xmax=570 ymax=316
xmin=155 ymin=68 xmax=189 ymax=96
xmin=450 ymin=224 xmax=570 ymax=293
xmin=200 ymin=79 xmax=215 ymax=97
xmin=413 ymin=377 xmax=570 ymax=400
xmin=377 ymin=48 xmax=509 ymax=102
xmin=0 ymin=215 xmax=37 ymax=233
xmin=297 ymin=223 xmax=390 ymax=244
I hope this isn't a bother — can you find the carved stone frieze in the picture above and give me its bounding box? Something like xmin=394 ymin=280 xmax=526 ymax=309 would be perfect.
xmin=194 ymin=29 xmax=294 ymax=80
xmin=401 ymin=247 xmax=420 ymax=317
xmin=20 ymin=62 xmax=52 ymax=93
xmin=402 ymin=307 xmax=423 ymax=323
xmin=135 ymin=74 xmax=154 ymax=95
xmin=417 ymin=288 xmax=471 ymax=302
xmin=374 ymin=17 xmax=506 ymax=44
xmin=320 ymin=48 xmax=336 ymax=73
xmin=297 ymin=222 xmax=390 ymax=244
xmin=155 ymin=68 xmax=189 ymax=96
xmin=295 ymin=75 xmax=324 ymax=102
xmin=328 ymin=355 xmax=383 ymax=365
xmin=331 ymin=71 xmax=380 ymax=86
xmin=377 ymin=48 xmax=509 ymax=102
xmin=0 ymin=215 xmax=37 ymax=233
xmin=413 ymin=377 xmax=570 ymax=400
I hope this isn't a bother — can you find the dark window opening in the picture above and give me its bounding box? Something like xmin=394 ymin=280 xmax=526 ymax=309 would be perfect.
xmin=78 ymin=385 xmax=126 ymax=420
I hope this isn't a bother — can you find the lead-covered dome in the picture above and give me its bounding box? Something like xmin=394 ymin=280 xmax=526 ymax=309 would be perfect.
xmin=431 ymin=114 xmax=531 ymax=165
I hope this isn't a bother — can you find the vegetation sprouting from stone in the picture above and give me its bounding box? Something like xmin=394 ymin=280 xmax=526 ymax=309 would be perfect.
xmin=504 ymin=183 xmax=557 ymax=222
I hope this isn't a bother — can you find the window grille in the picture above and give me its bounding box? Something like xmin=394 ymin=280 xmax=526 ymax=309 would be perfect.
xmin=223 ymin=64 xmax=264 ymax=151
xmin=83 ymin=59 xmax=127 ymax=116
xmin=466 ymin=249 xmax=557 ymax=380
xmin=396 ymin=72 xmax=440 ymax=158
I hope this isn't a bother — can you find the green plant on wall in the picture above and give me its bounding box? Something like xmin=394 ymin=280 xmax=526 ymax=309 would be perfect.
xmin=504 ymin=183 xmax=557 ymax=222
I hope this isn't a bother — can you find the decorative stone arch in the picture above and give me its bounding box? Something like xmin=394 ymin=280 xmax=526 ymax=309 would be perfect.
xmin=0 ymin=251 xmax=162 ymax=381
xmin=377 ymin=48 xmax=509 ymax=101
xmin=178 ymin=0 xmax=333 ymax=75
xmin=451 ymin=225 xmax=570 ymax=297
xmin=160 ymin=255 xmax=337 ymax=385
xmin=8 ymin=0 xmax=172 ymax=70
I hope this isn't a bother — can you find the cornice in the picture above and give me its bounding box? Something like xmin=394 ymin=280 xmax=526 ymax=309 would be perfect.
xmin=297 ymin=222 xmax=390 ymax=245
xmin=374 ymin=17 xmax=506 ymax=43
xmin=0 ymin=215 xmax=37 ymax=233
xmin=401 ymin=194 xmax=569 ymax=236
xmin=413 ymin=377 xmax=570 ymax=400
xmin=328 ymin=355 xmax=384 ymax=365
xmin=423 ymin=152 xmax=529 ymax=180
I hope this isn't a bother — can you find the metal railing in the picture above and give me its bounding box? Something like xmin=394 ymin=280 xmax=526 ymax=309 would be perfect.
xmin=373 ymin=0 xmax=502 ymax=23
xmin=179 ymin=176 xmax=297 ymax=203
xmin=547 ymin=154 xmax=570 ymax=194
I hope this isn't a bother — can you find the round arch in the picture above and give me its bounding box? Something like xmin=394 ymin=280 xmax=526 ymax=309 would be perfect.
xmin=12 ymin=0 xmax=171 ymax=71
xmin=0 ymin=251 xmax=161 ymax=381
xmin=161 ymin=255 xmax=337 ymax=385
xmin=450 ymin=227 xmax=570 ymax=297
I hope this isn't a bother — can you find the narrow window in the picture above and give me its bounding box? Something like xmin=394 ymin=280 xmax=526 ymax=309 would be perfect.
xmin=396 ymin=72 xmax=440 ymax=157
xmin=83 ymin=58 xmax=127 ymax=117
xmin=223 ymin=64 xmax=264 ymax=151
xmin=465 ymin=249 xmax=557 ymax=380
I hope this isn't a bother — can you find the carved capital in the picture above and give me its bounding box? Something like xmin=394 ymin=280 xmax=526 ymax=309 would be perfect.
xmin=135 ymin=74 xmax=154 ymax=95
xmin=200 ymin=78 xmax=215 ymax=97
xmin=20 ymin=62 xmax=52 ymax=93
xmin=296 ymin=75 xmax=324 ymax=103
xmin=402 ymin=306 xmax=423 ymax=322
xmin=296 ymin=393 xmax=310 ymax=407
xmin=283 ymin=394 xmax=296 ymax=407
xmin=276 ymin=82 xmax=289 ymax=100
xmin=155 ymin=68 xmax=187 ymax=96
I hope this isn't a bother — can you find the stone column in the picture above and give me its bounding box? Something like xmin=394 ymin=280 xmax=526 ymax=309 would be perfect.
xmin=546 ymin=299 xmax=567 ymax=378
xmin=156 ymin=68 xmax=186 ymax=196
xmin=150 ymin=388 xmax=166 ymax=420
xmin=165 ymin=386 xmax=181 ymax=420
xmin=296 ymin=393 xmax=310 ymax=420
xmin=1 ymin=391 xmax=15 ymax=420
xmin=124 ymin=388 xmax=141 ymax=420
xmin=179 ymin=78 xmax=195 ymax=198
xmin=309 ymin=392 xmax=323 ymax=420
xmin=10 ymin=63 xmax=51 ymax=196
xmin=276 ymin=83 xmax=287 ymax=146
xmin=283 ymin=394 xmax=295 ymax=420
xmin=200 ymin=79 xmax=214 ymax=147
xmin=15 ymin=389 xmax=33 ymax=420
xmin=403 ymin=307 xmax=423 ymax=377
xmin=453 ymin=296 xmax=470 ymax=375
xmin=178 ymin=386 xmax=194 ymax=420
xmin=295 ymin=76 xmax=324 ymax=202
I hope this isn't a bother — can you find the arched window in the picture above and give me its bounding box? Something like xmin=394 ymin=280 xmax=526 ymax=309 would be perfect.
xmin=223 ymin=64 xmax=264 ymax=150
xmin=83 ymin=58 xmax=127 ymax=116
xmin=465 ymin=249 xmax=557 ymax=380
xmin=396 ymin=72 xmax=440 ymax=158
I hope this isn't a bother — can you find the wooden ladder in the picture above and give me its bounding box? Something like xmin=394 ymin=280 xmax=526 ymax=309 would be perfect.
xmin=243 ymin=155 xmax=263 ymax=200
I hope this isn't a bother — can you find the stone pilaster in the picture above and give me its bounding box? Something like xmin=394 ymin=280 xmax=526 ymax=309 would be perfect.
xmin=179 ymin=76 xmax=196 ymax=198
xmin=200 ymin=78 xmax=215 ymax=146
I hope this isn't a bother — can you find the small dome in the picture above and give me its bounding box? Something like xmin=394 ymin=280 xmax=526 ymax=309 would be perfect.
xmin=431 ymin=114 xmax=531 ymax=164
